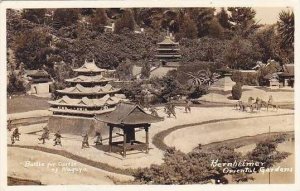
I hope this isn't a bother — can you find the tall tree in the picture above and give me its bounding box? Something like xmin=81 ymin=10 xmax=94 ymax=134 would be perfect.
xmin=277 ymin=10 xmax=294 ymax=48
xmin=217 ymin=8 xmax=231 ymax=29
xmin=227 ymin=7 xmax=260 ymax=37
xmin=114 ymin=10 xmax=135 ymax=34
xmin=89 ymin=9 xmax=108 ymax=32
xmin=178 ymin=14 xmax=198 ymax=39
xmin=187 ymin=8 xmax=215 ymax=37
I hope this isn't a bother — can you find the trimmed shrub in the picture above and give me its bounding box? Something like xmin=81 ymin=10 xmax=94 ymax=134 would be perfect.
xmin=231 ymin=83 xmax=242 ymax=100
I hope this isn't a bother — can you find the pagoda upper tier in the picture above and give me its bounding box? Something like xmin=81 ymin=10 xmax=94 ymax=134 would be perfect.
xmin=56 ymin=84 xmax=120 ymax=97
xmin=73 ymin=60 xmax=107 ymax=74
xmin=155 ymin=36 xmax=181 ymax=63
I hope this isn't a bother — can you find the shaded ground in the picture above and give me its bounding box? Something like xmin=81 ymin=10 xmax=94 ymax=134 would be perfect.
xmin=7 ymin=95 xmax=50 ymax=114
xmin=8 ymin=147 xmax=133 ymax=185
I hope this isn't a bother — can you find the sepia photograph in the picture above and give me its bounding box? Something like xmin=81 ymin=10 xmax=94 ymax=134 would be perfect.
xmin=1 ymin=1 xmax=297 ymax=188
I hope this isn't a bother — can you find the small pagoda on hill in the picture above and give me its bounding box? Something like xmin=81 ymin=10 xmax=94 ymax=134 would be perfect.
xmin=155 ymin=36 xmax=181 ymax=66
xmin=49 ymin=60 xmax=126 ymax=118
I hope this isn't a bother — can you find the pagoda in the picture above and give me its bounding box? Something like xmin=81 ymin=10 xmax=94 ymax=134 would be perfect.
xmin=49 ymin=60 xmax=126 ymax=118
xmin=155 ymin=36 xmax=181 ymax=65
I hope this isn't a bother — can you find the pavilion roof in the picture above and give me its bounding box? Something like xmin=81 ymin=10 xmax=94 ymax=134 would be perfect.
xmin=157 ymin=36 xmax=179 ymax=45
xmin=73 ymin=60 xmax=107 ymax=73
xmin=95 ymin=102 xmax=163 ymax=125
xmin=57 ymin=84 xmax=120 ymax=95
xmin=279 ymin=64 xmax=294 ymax=77
xmin=65 ymin=75 xmax=112 ymax=83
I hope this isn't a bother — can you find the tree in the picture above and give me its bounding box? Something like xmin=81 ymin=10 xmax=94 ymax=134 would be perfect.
xmin=223 ymin=36 xmax=262 ymax=70
xmin=217 ymin=8 xmax=231 ymax=29
xmin=21 ymin=9 xmax=46 ymax=24
xmin=227 ymin=7 xmax=260 ymax=37
xmin=53 ymin=9 xmax=80 ymax=29
xmin=14 ymin=28 xmax=51 ymax=69
xmin=187 ymin=8 xmax=215 ymax=37
xmin=208 ymin=18 xmax=224 ymax=38
xmin=252 ymin=25 xmax=278 ymax=63
xmin=89 ymin=9 xmax=108 ymax=32
xmin=178 ymin=15 xmax=198 ymax=39
xmin=140 ymin=62 xmax=151 ymax=79
xmin=114 ymin=10 xmax=135 ymax=34
xmin=7 ymin=71 xmax=27 ymax=95
xmin=277 ymin=10 xmax=294 ymax=48
xmin=116 ymin=59 xmax=133 ymax=80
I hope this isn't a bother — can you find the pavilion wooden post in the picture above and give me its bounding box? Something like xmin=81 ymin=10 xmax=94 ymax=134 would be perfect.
xmin=145 ymin=125 xmax=149 ymax=154
xmin=109 ymin=125 xmax=113 ymax=153
xmin=123 ymin=127 xmax=127 ymax=158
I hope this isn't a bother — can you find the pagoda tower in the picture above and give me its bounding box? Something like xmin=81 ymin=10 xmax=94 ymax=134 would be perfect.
xmin=48 ymin=60 xmax=127 ymax=135
xmin=155 ymin=36 xmax=181 ymax=64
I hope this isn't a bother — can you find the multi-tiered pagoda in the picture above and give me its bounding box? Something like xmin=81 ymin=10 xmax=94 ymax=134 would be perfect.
xmin=155 ymin=36 xmax=181 ymax=64
xmin=49 ymin=60 xmax=126 ymax=118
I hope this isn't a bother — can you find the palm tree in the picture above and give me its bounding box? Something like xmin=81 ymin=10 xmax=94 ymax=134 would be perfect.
xmin=277 ymin=10 xmax=294 ymax=48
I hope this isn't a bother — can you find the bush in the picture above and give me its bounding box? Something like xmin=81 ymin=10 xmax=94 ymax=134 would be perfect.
xmin=7 ymin=72 xmax=27 ymax=95
xmin=231 ymin=83 xmax=242 ymax=100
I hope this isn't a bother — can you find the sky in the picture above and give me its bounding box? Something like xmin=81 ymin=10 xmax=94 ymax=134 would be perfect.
xmin=254 ymin=7 xmax=293 ymax=24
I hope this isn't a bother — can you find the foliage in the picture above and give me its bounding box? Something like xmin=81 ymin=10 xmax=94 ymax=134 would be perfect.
xmin=231 ymin=71 xmax=258 ymax=86
xmin=188 ymin=8 xmax=215 ymax=37
xmin=227 ymin=7 xmax=260 ymax=37
xmin=187 ymin=85 xmax=208 ymax=99
xmin=89 ymin=9 xmax=108 ymax=33
xmin=7 ymin=72 xmax=27 ymax=95
xmin=53 ymin=9 xmax=80 ymax=29
xmin=246 ymin=135 xmax=290 ymax=170
xmin=158 ymin=75 xmax=184 ymax=102
xmin=231 ymin=71 xmax=244 ymax=84
xmin=217 ymin=8 xmax=231 ymax=29
xmin=114 ymin=10 xmax=135 ymax=34
xmin=14 ymin=28 xmax=53 ymax=69
xmin=277 ymin=10 xmax=294 ymax=48
xmin=257 ymin=61 xmax=281 ymax=86
xmin=223 ymin=36 xmax=262 ymax=70
xmin=21 ymin=9 xmax=46 ymax=24
xmin=140 ymin=62 xmax=151 ymax=79
xmin=134 ymin=146 xmax=246 ymax=184
xmin=208 ymin=18 xmax=225 ymax=38
xmin=116 ymin=59 xmax=134 ymax=80
xmin=177 ymin=14 xmax=198 ymax=39
xmin=231 ymin=83 xmax=242 ymax=100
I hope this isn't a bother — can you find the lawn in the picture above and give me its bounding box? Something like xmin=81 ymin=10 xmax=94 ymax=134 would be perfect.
xmin=7 ymin=95 xmax=50 ymax=114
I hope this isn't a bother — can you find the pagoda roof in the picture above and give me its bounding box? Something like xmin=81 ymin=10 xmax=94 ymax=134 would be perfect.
xmin=25 ymin=69 xmax=50 ymax=77
xmin=279 ymin=64 xmax=294 ymax=77
xmin=73 ymin=60 xmax=107 ymax=73
xmin=65 ymin=75 xmax=112 ymax=83
xmin=95 ymin=102 xmax=163 ymax=125
xmin=157 ymin=36 xmax=179 ymax=45
xmin=57 ymin=84 xmax=120 ymax=95
xmin=49 ymin=94 xmax=127 ymax=107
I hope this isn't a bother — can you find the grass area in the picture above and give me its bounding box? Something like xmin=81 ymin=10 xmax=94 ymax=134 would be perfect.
xmin=7 ymin=95 xmax=50 ymax=114
xmin=198 ymin=131 xmax=294 ymax=151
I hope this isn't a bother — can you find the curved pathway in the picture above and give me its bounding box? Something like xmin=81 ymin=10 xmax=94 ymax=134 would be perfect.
xmin=153 ymin=113 xmax=293 ymax=152
xmin=8 ymin=107 xmax=294 ymax=183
